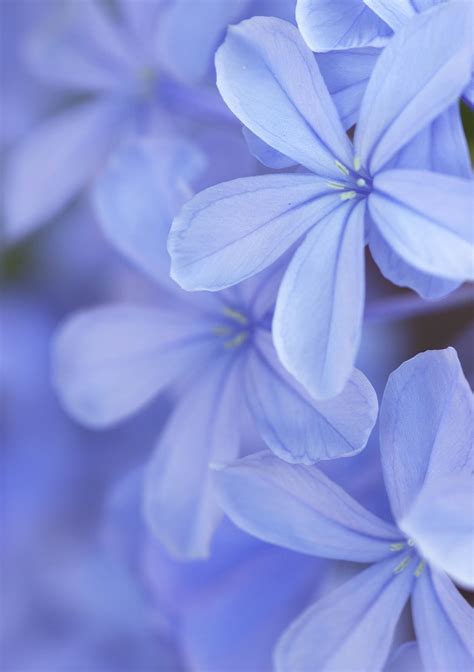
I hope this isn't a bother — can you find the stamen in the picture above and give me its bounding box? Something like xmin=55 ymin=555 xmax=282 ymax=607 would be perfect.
xmin=414 ymin=561 xmax=426 ymax=578
xmin=389 ymin=542 xmax=405 ymax=552
xmin=213 ymin=325 xmax=232 ymax=335
xmin=335 ymin=160 xmax=350 ymax=176
xmin=223 ymin=307 xmax=248 ymax=325
xmin=224 ymin=332 xmax=248 ymax=349
xmin=340 ymin=190 xmax=357 ymax=201
xmin=393 ymin=556 xmax=412 ymax=574
xmin=327 ymin=180 xmax=346 ymax=190
xmin=353 ymin=156 xmax=361 ymax=171
xmin=356 ymin=178 xmax=367 ymax=187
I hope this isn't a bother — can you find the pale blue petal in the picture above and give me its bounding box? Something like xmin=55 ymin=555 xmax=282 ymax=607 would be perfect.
xmin=355 ymin=2 xmax=473 ymax=174
xmin=386 ymin=105 xmax=472 ymax=178
xmin=94 ymin=136 xmax=205 ymax=282
xmin=117 ymin=0 xmax=162 ymax=45
xmin=242 ymin=128 xmax=297 ymax=169
xmin=26 ymin=0 xmax=136 ymax=91
xmin=385 ymin=643 xmax=423 ymax=672
xmin=244 ymin=330 xmax=377 ymax=464
xmin=275 ymin=557 xmax=414 ymax=672
xmin=379 ymin=348 xmax=474 ymax=523
xmin=399 ymin=474 xmax=474 ymax=589
xmin=412 ymin=569 xmax=474 ymax=672
xmin=213 ymin=450 xmax=402 ymax=562
xmin=369 ymin=170 xmax=474 ymax=282
xmin=169 ymin=174 xmax=341 ymax=291
xmin=4 ymin=100 xmax=122 ymax=242
xmin=216 ymin=17 xmax=353 ymax=177
xmin=273 ymin=200 xmax=366 ymax=400
xmin=144 ymin=359 xmax=243 ymax=559
xmin=317 ymin=47 xmax=380 ymax=129
xmin=156 ymin=0 xmax=250 ymax=85
xmin=368 ymin=221 xmax=460 ymax=299
xmin=52 ymin=304 xmax=215 ymax=428
xmin=296 ymin=0 xmax=391 ymax=52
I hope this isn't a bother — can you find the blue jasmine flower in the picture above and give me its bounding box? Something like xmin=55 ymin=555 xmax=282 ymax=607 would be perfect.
xmin=213 ymin=348 xmax=474 ymax=671
xmin=3 ymin=0 xmax=265 ymax=242
xmin=169 ymin=4 xmax=474 ymax=400
xmin=52 ymin=267 xmax=377 ymax=559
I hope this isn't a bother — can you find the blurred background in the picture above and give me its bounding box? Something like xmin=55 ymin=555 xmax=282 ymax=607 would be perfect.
xmin=1 ymin=1 xmax=472 ymax=671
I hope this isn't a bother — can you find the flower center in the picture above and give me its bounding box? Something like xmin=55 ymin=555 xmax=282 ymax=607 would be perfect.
xmin=213 ymin=306 xmax=251 ymax=349
xmin=327 ymin=157 xmax=372 ymax=201
xmin=389 ymin=538 xmax=425 ymax=577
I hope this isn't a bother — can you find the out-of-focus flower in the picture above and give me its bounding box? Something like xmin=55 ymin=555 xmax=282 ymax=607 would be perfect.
xmin=52 ymin=264 xmax=377 ymax=559
xmin=169 ymin=4 xmax=473 ymax=402
xmin=214 ymin=348 xmax=474 ymax=671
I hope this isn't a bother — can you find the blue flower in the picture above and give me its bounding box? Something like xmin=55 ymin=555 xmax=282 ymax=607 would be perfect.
xmin=169 ymin=4 xmax=474 ymax=400
xmin=52 ymin=265 xmax=377 ymax=559
xmin=213 ymin=348 xmax=474 ymax=671
xmin=3 ymin=0 xmax=261 ymax=242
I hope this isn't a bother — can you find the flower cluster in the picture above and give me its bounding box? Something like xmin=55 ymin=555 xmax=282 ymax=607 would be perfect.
xmin=2 ymin=1 xmax=473 ymax=671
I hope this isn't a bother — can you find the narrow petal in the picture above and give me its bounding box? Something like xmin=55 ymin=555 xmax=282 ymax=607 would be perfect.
xmin=355 ymin=1 xmax=473 ymax=174
xmin=379 ymin=348 xmax=474 ymax=523
xmin=412 ymin=569 xmax=474 ymax=672
xmin=368 ymin=221 xmax=460 ymax=299
xmin=273 ymin=200 xmax=366 ymax=400
xmin=4 ymin=100 xmax=122 ymax=242
xmin=216 ymin=17 xmax=353 ymax=177
xmin=156 ymin=0 xmax=249 ymax=85
xmin=244 ymin=330 xmax=377 ymax=464
xmin=213 ymin=450 xmax=402 ymax=563
xmin=144 ymin=358 xmax=243 ymax=559
xmin=317 ymin=47 xmax=381 ymax=129
xmin=242 ymin=128 xmax=297 ymax=169
xmin=385 ymin=642 xmax=423 ymax=672
xmin=52 ymin=304 xmax=215 ymax=428
xmin=370 ymin=170 xmax=474 ymax=282
xmin=275 ymin=557 xmax=414 ymax=672
xmin=296 ymin=0 xmax=391 ymax=52
xmin=399 ymin=474 xmax=474 ymax=588
xmin=94 ymin=136 xmax=205 ymax=282
xmin=169 ymin=174 xmax=341 ymax=291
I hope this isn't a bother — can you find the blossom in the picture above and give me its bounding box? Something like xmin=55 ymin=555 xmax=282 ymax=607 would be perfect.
xmin=52 ymin=265 xmax=377 ymax=559
xmin=3 ymin=0 xmax=259 ymax=242
xmin=169 ymin=3 xmax=474 ymax=401
xmin=214 ymin=348 xmax=474 ymax=671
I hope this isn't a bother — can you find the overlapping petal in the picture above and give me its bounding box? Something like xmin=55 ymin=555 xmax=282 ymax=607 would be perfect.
xmin=52 ymin=305 xmax=215 ymax=427
xmin=94 ymin=136 xmax=205 ymax=282
xmin=369 ymin=170 xmax=474 ymax=282
xmin=169 ymin=174 xmax=341 ymax=291
xmin=216 ymin=17 xmax=353 ymax=177
xmin=213 ymin=451 xmax=401 ymax=563
xmin=144 ymin=357 xmax=243 ymax=558
xmin=385 ymin=642 xmax=423 ymax=672
xmin=156 ymin=0 xmax=249 ymax=85
xmin=273 ymin=200 xmax=366 ymax=399
xmin=399 ymin=473 xmax=474 ymax=588
xmin=275 ymin=557 xmax=414 ymax=672
xmin=379 ymin=348 xmax=474 ymax=523
xmin=244 ymin=330 xmax=377 ymax=464
xmin=296 ymin=0 xmax=391 ymax=52
xmin=355 ymin=1 xmax=473 ymax=174
xmin=412 ymin=569 xmax=474 ymax=671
